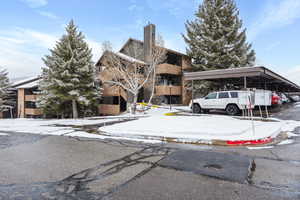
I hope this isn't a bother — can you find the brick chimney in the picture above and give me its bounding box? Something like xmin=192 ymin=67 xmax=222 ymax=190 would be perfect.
xmin=144 ymin=23 xmax=156 ymax=63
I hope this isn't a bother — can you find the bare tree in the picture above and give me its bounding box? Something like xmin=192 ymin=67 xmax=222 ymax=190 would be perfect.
xmin=148 ymin=34 xmax=167 ymax=104
xmin=101 ymin=43 xmax=153 ymax=114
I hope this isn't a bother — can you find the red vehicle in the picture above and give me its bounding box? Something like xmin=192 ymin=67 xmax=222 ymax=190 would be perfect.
xmin=271 ymin=92 xmax=281 ymax=105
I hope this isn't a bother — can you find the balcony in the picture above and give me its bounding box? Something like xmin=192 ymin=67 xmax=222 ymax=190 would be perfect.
xmin=25 ymin=95 xmax=40 ymax=102
xmin=155 ymin=85 xmax=182 ymax=96
xmin=99 ymin=105 xmax=120 ymax=116
xmin=102 ymin=85 xmax=127 ymax=101
xmin=156 ymin=63 xmax=181 ymax=75
xmin=25 ymin=108 xmax=42 ymax=115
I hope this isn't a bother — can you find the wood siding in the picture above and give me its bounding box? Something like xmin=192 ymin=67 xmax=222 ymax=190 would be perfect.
xmin=182 ymin=56 xmax=192 ymax=70
xmin=17 ymin=88 xmax=25 ymax=118
xmin=155 ymin=85 xmax=182 ymax=96
xmin=99 ymin=105 xmax=120 ymax=115
xmin=156 ymin=63 xmax=181 ymax=75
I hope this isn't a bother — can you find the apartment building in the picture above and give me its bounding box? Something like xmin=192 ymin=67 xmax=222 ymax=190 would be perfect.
xmin=96 ymin=24 xmax=192 ymax=115
xmin=14 ymin=77 xmax=42 ymax=118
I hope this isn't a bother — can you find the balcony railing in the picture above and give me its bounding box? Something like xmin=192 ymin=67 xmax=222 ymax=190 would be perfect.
xmin=102 ymin=85 xmax=128 ymax=101
xmin=25 ymin=95 xmax=40 ymax=102
xmin=155 ymin=85 xmax=182 ymax=96
xmin=156 ymin=63 xmax=181 ymax=75
xmin=25 ymin=108 xmax=42 ymax=115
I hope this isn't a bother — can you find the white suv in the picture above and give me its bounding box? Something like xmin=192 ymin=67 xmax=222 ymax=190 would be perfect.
xmin=190 ymin=91 xmax=254 ymax=115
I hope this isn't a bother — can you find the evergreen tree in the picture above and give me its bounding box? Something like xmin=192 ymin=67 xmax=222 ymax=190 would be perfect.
xmin=39 ymin=20 xmax=101 ymax=118
xmin=0 ymin=68 xmax=14 ymax=113
xmin=183 ymin=0 xmax=255 ymax=71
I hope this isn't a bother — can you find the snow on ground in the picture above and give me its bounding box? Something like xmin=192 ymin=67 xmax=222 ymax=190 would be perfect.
xmin=277 ymin=139 xmax=294 ymax=145
xmin=247 ymin=146 xmax=274 ymax=150
xmin=0 ymin=117 xmax=162 ymax=144
xmin=100 ymin=106 xmax=300 ymax=143
xmin=0 ymin=118 xmax=122 ymax=135
xmin=0 ymin=106 xmax=299 ymax=145
xmin=67 ymin=131 xmax=162 ymax=144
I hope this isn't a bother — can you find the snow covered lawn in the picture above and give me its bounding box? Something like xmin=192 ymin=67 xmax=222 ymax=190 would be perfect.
xmin=0 ymin=106 xmax=299 ymax=145
xmin=100 ymin=107 xmax=300 ymax=144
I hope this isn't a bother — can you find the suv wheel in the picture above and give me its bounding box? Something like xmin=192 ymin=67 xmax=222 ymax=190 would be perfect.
xmin=226 ymin=104 xmax=239 ymax=116
xmin=193 ymin=104 xmax=201 ymax=113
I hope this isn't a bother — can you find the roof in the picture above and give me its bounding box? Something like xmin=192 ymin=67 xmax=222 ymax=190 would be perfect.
xmin=16 ymin=79 xmax=39 ymax=89
xmin=120 ymin=38 xmax=188 ymax=57
xmin=184 ymin=66 xmax=300 ymax=91
xmin=115 ymin=52 xmax=146 ymax=65
xmin=96 ymin=50 xmax=147 ymax=66
xmin=12 ymin=76 xmax=40 ymax=88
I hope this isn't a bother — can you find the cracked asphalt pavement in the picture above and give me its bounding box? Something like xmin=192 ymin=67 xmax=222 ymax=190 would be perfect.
xmin=0 ymin=105 xmax=300 ymax=199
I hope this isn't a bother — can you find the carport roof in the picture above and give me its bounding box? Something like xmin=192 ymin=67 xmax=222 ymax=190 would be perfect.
xmin=184 ymin=66 xmax=300 ymax=92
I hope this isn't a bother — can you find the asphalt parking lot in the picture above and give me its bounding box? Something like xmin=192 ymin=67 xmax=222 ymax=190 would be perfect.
xmin=0 ymin=105 xmax=299 ymax=200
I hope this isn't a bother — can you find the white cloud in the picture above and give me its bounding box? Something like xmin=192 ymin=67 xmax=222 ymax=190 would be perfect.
xmin=0 ymin=27 xmax=105 ymax=79
xmin=37 ymin=11 xmax=59 ymax=20
xmin=0 ymin=28 xmax=57 ymax=78
xmin=283 ymin=65 xmax=300 ymax=85
xmin=248 ymin=0 xmax=300 ymax=40
xmin=86 ymin=39 xmax=103 ymax=62
xmin=21 ymin=0 xmax=48 ymax=8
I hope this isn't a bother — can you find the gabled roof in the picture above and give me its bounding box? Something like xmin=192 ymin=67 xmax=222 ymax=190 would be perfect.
xmin=12 ymin=76 xmax=40 ymax=88
xmin=119 ymin=38 xmax=188 ymax=57
xmin=16 ymin=79 xmax=40 ymax=89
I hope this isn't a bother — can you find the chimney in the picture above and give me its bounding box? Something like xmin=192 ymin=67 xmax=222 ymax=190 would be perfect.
xmin=144 ymin=23 xmax=156 ymax=63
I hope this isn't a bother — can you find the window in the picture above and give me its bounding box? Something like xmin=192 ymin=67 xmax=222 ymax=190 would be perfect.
xmin=218 ymin=92 xmax=229 ymax=99
xmin=205 ymin=93 xmax=217 ymax=99
xmin=230 ymin=92 xmax=238 ymax=98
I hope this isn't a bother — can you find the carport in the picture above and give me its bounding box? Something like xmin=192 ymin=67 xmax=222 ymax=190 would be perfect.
xmin=184 ymin=66 xmax=300 ymax=94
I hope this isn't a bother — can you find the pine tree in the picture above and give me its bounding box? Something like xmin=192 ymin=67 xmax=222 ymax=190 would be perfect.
xmin=39 ymin=20 xmax=101 ymax=118
xmin=0 ymin=68 xmax=14 ymax=113
xmin=183 ymin=0 xmax=255 ymax=71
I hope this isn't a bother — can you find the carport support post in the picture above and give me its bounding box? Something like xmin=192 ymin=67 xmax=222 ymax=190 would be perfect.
xmin=244 ymin=77 xmax=247 ymax=89
xmin=264 ymin=80 xmax=269 ymax=118
xmin=192 ymin=80 xmax=194 ymax=114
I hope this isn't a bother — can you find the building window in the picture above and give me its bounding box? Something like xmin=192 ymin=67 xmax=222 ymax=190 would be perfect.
xmin=100 ymin=96 xmax=119 ymax=105
xmin=25 ymin=101 xmax=37 ymax=109
xmin=166 ymin=52 xmax=182 ymax=66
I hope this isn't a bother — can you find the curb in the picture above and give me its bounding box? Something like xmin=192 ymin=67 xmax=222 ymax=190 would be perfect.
xmin=225 ymin=137 xmax=273 ymax=146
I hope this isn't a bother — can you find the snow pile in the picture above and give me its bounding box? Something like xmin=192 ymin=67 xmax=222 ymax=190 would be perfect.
xmin=0 ymin=133 xmax=8 ymax=136
xmin=295 ymin=104 xmax=300 ymax=108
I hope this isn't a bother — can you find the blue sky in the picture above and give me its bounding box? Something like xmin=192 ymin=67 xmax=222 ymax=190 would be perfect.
xmin=1 ymin=0 xmax=300 ymax=84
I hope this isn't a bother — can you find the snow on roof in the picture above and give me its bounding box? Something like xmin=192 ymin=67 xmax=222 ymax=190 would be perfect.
xmin=12 ymin=76 xmax=39 ymax=87
xmin=115 ymin=52 xmax=147 ymax=65
xmin=16 ymin=79 xmax=39 ymax=89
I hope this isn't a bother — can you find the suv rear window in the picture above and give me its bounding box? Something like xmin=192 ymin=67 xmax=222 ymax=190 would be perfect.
xmin=230 ymin=92 xmax=238 ymax=98
xmin=218 ymin=92 xmax=229 ymax=99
